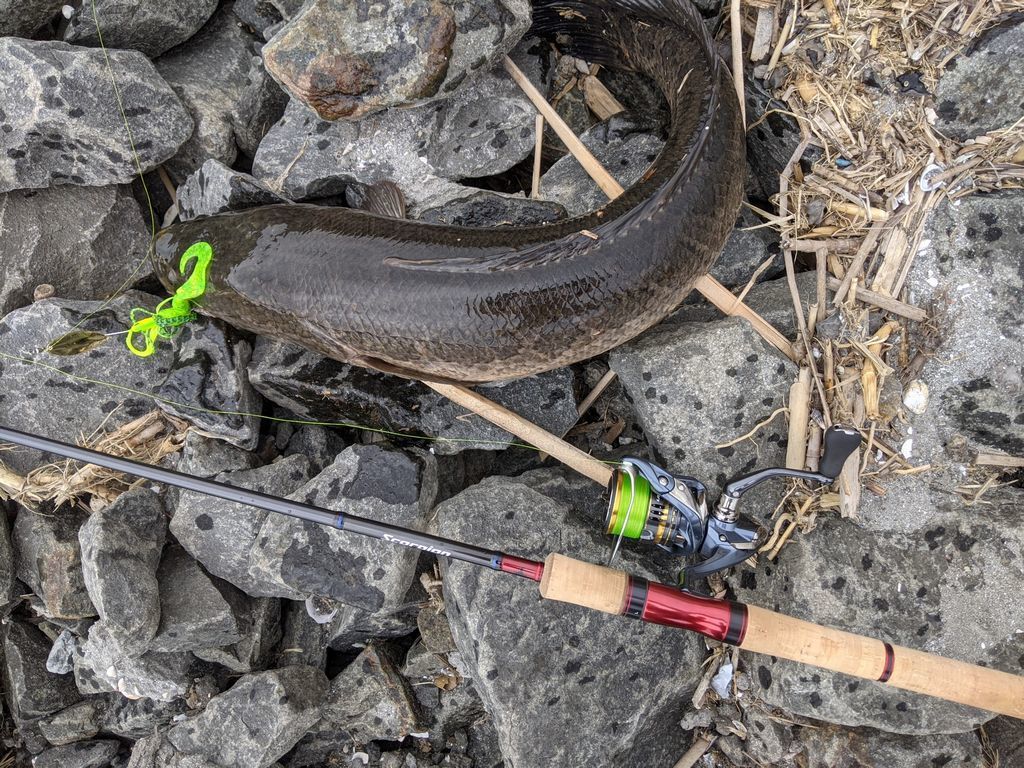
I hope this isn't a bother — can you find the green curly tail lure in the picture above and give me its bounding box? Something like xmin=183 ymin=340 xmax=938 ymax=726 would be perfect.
xmin=126 ymin=242 xmax=212 ymax=357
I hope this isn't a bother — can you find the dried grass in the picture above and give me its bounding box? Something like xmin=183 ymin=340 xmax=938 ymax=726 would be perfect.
xmin=1 ymin=410 xmax=188 ymax=511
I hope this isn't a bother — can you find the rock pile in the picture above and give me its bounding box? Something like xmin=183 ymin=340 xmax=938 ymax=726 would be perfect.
xmin=0 ymin=2 xmax=1021 ymax=767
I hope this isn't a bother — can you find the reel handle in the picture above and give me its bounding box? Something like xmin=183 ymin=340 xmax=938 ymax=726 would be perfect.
xmin=819 ymin=425 xmax=862 ymax=479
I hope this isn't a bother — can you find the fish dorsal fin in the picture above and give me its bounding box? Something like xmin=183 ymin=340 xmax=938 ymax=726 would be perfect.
xmin=360 ymin=181 xmax=407 ymax=219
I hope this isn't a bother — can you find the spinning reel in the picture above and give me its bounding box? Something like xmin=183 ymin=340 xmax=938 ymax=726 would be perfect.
xmin=605 ymin=425 xmax=862 ymax=580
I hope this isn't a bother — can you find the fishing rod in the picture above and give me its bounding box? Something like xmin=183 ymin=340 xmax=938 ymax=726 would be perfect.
xmin=2 ymin=424 xmax=1022 ymax=719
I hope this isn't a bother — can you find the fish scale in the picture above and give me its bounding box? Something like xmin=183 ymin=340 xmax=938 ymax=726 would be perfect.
xmin=153 ymin=0 xmax=745 ymax=383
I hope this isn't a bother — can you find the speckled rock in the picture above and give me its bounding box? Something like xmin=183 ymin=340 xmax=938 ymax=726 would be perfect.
xmin=797 ymin=724 xmax=984 ymax=767
xmin=13 ymin=504 xmax=96 ymax=620
xmin=99 ymin=692 xmax=188 ymax=739
xmin=0 ymin=505 xmax=15 ymax=606
xmin=64 ymin=0 xmax=219 ymax=58
xmin=540 ymin=117 xmax=664 ymax=216
xmin=176 ymin=432 xmax=258 ymax=479
xmin=0 ymin=0 xmax=63 ymax=36
xmin=167 ymin=666 xmax=328 ymax=767
xmin=734 ymin=506 xmax=1023 ymax=733
xmin=177 ymin=159 xmax=290 ymax=221
xmin=709 ymin=206 xmax=784 ymax=288
xmin=171 ymin=455 xmax=314 ymax=595
xmin=157 ymin=320 xmax=262 ymax=450
xmin=150 ymin=546 xmax=244 ymax=653
xmin=744 ymin=74 xmax=803 ymax=201
xmin=37 ymin=698 xmax=102 ymax=745
xmin=0 ymin=39 xmax=193 ymax=192
xmin=263 ymin=0 xmax=530 ymax=120
xmin=0 ymin=185 xmax=150 ymax=317
xmin=79 ymin=489 xmax=167 ymax=655
xmin=248 ymin=338 xmax=578 ymax=454
xmin=194 ymin=595 xmax=280 ymax=673
xmin=610 ymin=316 xmax=794 ymax=498
xmin=251 ymin=66 xmax=536 ymax=213
xmin=986 ymin=717 xmax=1024 ymax=767
xmin=33 ymin=740 xmax=123 ymax=768
xmin=156 ymin=8 xmax=287 ymax=178
xmin=2 ymin=620 xmax=81 ymax=722
xmin=436 ymin=468 xmax=706 ymax=768
xmin=322 ymin=643 xmax=421 ymax=742
xmin=935 ymin=20 xmax=1024 ymax=139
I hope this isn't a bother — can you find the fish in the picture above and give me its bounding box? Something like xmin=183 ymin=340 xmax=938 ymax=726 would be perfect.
xmin=153 ymin=0 xmax=745 ymax=383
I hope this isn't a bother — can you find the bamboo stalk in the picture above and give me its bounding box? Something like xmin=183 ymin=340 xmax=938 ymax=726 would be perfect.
xmin=785 ymin=368 xmax=811 ymax=470
xmin=826 ymin=277 xmax=927 ymax=322
xmin=531 ymin=114 xmax=544 ymax=200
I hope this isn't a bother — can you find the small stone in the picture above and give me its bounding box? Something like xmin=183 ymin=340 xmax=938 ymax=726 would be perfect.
xmin=177 ymin=159 xmax=290 ymax=221
xmin=99 ymin=693 xmax=188 ymax=739
xmin=74 ymin=624 xmax=197 ymax=702
xmin=33 ymin=739 xmax=122 ymax=768
xmin=323 ymin=643 xmax=421 ymax=742
xmin=934 ymin=20 xmax=1024 ymax=139
xmin=156 ymin=8 xmax=286 ymax=179
xmin=79 ymin=489 xmax=167 ymax=654
xmin=167 ymin=666 xmax=328 ymax=768
xmin=0 ymin=185 xmax=149 ymax=317
xmin=194 ymin=595 xmax=281 ymax=674
xmin=37 ymin=699 xmax=102 ymax=746
xmin=149 ymin=546 xmax=243 ymax=653
xmin=13 ymin=503 xmax=96 ymax=620
xmin=263 ymin=0 xmax=529 ymax=120
xmin=0 ymin=0 xmax=63 ymax=36
xmin=176 ymin=432 xmax=258 ymax=479
xmin=46 ymin=629 xmax=78 ymax=675
xmin=157 ymin=320 xmax=262 ymax=451
xmin=2 ymin=620 xmax=81 ymax=721
xmin=64 ymin=0 xmax=219 ymax=58
xmin=540 ymin=117 xmax=664 ymax=216
xmin=249 ymin=338 xmax=578 ymax=454
xmin=902 ymin=379 xmax=929 ymax=415
xmin=0 ymin=40 xmax=193 ymax=193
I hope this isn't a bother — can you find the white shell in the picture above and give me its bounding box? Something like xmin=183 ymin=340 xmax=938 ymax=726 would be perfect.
xmin=903 ymin=379 xmax=930 ymax=415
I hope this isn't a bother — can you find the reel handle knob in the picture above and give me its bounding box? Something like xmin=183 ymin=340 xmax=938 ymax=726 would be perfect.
xmin=819 ymin=426 xmax=862 ymax=479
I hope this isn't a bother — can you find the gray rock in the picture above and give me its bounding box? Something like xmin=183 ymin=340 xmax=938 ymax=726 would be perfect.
xmin=262 ymin=0 xmax=530 ymax=120
xmin=540 ymin=118 xmax=664 ymax=216
xmin=0 ymin=185 xmax=150 ymax=317
xmin=251 ymin=66 xmax=535 ymax=214
xmin=323 ymin=643 xmax=421 ymax=742
xmin=99 ymin=693 xmax=188 ymax=739
xmin=0 ymin=293 xmax=177 ymax=475
xmin=46 ymin=629 xmax=78 ymax=675
xmin=416 ymin=191 xmax=565 ymax=226
xmin=935 ymin=20 xmax=1024 ymax=139
xmin=167 ymin=666 xmax=328 ymax=768
xmin=33 ymin=740 xmax=122 ymax=768
xmin=735 ymin=509 xmax=1023 ymax=733
xmin=797 ymin=725 xmax=983 ymax=768
xmin=277 ymin=598 xmax=329 ymax=669
xmin=908 ymin=192 xmax=1023 ymax=459
xmin=194 ymin=596 xmax=281 ymax=674
xmin=177 ymin=432 xmax=258 ymax=479
xmin=277 ymin=423 xmax=347 ymax=473
xmin=177 ymin=159 xmax=290 ymax=221
xmin=0 ymin=0 xmax=63 ymax=36
xmin=403 ymin=641 xmax=490 ymax=746
xmin=610 ymin=316 xmax=794 ymax=499
xmin=0 ymin=39 xmax=193 ymax=192
xmin=709 ymin=206 xmax=784 ymax=288
xmin=64 ymin=0 xmax=219 ymax=58
xmin=248 ymin=338 xmax=578 ymax=454
xmin=79 ymin=489 xmax=167 ymax=654
xmin=247 ymin=445 xmax=437 ymax=602
xmin=436 ymin=469 xmax=707 ymax=768
xmin=986 ymin=716 xmax=1024 ymax=767
xmin=74 ymin=624 xmax=197 ymax=702
xmin=13 ymin=504 xmax=96 ymax=620
xmin=233 ymin=0 xmax=283 ymax=37
xmin=170 ymin=455 xmax=314 ymax=595
xmin=0 ymin=503 xmax=16 ymax=605
xmin=150 ymin=546 xmax=243 ymax=653
xmin=157 ymin=320 xmax=262 ymax=451
xmin=744 ymin=74 xmax=804 ymax=201
xmin=326 ymin=597 xmax=421 ymax=651
xmin=3 ymin=620 xmax=81 ymax=721
xmin=37 ymin=699 xmax=102 ymax=746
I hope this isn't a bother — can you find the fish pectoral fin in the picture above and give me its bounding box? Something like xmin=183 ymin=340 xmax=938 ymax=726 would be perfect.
xmin=350 ymin=354 xmax=476 ymax=386
xmin=360 ymin=181 xmax=407 ymax=219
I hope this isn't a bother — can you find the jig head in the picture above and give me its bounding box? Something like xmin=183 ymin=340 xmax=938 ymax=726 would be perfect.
xmin=605 ymin=425 xmax=862 ymax=580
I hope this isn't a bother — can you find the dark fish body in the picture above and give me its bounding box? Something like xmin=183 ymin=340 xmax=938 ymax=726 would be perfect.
xmin=154 ymin=0 xmax=745 ymax=383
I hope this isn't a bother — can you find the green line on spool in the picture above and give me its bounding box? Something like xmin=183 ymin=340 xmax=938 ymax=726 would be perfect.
xmin=609 ymin=472 xmax=650 ymax=539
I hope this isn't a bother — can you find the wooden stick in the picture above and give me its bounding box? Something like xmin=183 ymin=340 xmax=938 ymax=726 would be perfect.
xmin=582 ymin=74 xmax=625 ymax=120
xmin=672 ymin=735 xmax=716 ymax=768
xmin=531 ymin=114 xmax=544 ymax=200
xmin=832 ymin=218 xmax=888 ymax=306
xmin=503 ymin=57 xmax=625 ymax=200
xmin=424 ymin=382 xmax=613 ymax=486
xmin=826 ymin=277 xmax=927 ymax=322
xmin=975 ymin=452 xmax=1024 ymax=469
xmin=730 ymin=0 xmax=746 ymax=127
xmin=785 ymin=367 xmax=811 ymax=470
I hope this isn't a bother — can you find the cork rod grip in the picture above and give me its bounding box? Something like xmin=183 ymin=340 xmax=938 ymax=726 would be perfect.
xmin=539 ymin=553 xmax=628 ymax=615
xmin=741 ymin=605 xmax=1024 ymax=719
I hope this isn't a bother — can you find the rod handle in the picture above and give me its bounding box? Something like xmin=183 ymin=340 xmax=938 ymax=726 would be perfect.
xmin=539 ymin=553 xmax=628 ymax=615
xmin=741 ymin=605 xmax=1024 ymax=719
